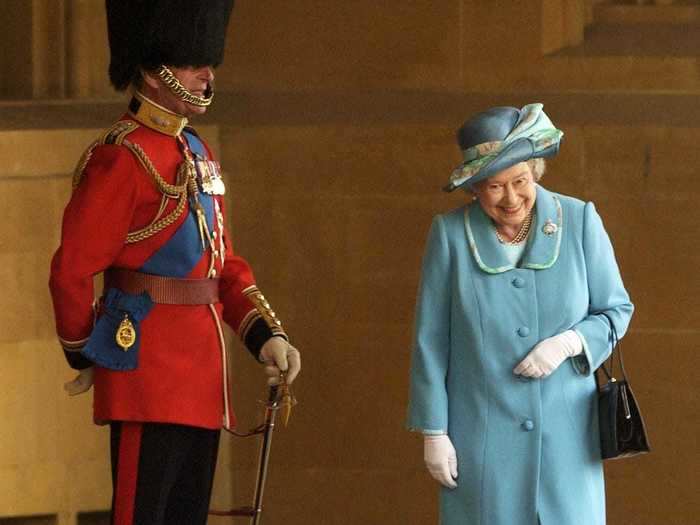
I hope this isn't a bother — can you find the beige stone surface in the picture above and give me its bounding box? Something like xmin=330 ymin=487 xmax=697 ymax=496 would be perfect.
xmin=219 ymin=1 xmax=462 ymax=91
xmin=64 ymin=0 xmax=112 ymax=99
xmin=1 ymin=1 xmax=699 ymax=523
xmin=0 ymin=130 xmax=102 ymax=177
xmin=0 ymin=340 xmax=111 ymax=517
xmin=542 ymin=0 xmax=586 ymax=54
xmin=604 ymin=332 xmax=697 ymax=525
xmin=0 ymin=252 xmax=56 ymax=344
xmin=0 ymin=0 xmax=32 ymax=99
xmin=31 ymin=0 xmax=67 ymax=99
xmin=0 ymin=125 xmax=219 ymax=179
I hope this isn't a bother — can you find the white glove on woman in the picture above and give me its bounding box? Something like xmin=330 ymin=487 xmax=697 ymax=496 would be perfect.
xmin=513 ymin=330 xmax=583 ymax=378
xmin=64 ymin=366 xmax=94 ymax=396
xmin=424 ymin=434 xmax=458 ymax=489
xmin=260 ymin=336 xmax=301 ymax=386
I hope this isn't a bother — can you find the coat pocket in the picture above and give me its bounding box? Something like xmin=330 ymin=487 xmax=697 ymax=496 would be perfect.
xmin=82 ymin=288 xmax=154 ymax=371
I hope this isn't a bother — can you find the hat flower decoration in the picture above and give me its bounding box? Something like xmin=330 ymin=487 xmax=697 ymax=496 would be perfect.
xmin=444 ymin=103 xmax=563 ymax=192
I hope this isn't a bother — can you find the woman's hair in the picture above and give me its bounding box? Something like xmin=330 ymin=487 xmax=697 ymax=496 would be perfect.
xmin=526 ymin=158 xmax=546 ymax=181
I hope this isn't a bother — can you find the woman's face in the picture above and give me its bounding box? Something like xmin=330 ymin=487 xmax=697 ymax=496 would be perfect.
xmin=473 ymin=161 xmax=537 ymax=228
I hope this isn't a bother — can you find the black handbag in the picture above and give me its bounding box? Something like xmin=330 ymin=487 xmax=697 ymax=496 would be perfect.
xmin=595 ymin=313 xmax=651 ymax=460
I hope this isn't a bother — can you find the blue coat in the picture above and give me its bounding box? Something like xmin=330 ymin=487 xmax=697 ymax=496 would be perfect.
xmin=407 ymin=185 xmax=633 ymax=525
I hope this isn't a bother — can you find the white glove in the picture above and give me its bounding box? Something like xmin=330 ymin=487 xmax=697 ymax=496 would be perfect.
xmin=423 ymin=434 xmax=458 ymax=489
xmin=260 ymin=336 xmax=301 ymax=386
xmin=64 ymin=367 xmax=94 ymax=396
xmin=513 ymin=330 xmax=583 ymax=378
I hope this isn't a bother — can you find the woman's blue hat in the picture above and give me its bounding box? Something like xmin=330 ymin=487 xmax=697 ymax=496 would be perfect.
xmin=444 ymin=103 xmax=563 ymax=192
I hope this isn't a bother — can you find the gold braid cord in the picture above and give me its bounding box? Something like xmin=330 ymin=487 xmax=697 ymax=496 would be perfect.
xmin=124 ymin=141 xmax=186 ymax=197
xmin=72 ymin=121 xmax=138 ymax=189
xmin=72 ymin=141 xmax=98 ymax=189
xmin=156 ymin=66 xmax=213 ymax=107
xmin=241 ymin=285 xmax=287 ymax=338
xmin=123 ymin=144 xmax=193 ymax=244
xmin=72 ymin=120 xmax=199 ymax=244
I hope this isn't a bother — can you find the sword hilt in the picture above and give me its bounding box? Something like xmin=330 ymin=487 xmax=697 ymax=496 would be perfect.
xmin=268 ymin=385 xmax=280 ymax=406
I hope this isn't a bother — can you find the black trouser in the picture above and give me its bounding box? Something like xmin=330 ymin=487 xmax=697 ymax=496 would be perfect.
xmin=110 ymin=421 xmax=220 ymax=525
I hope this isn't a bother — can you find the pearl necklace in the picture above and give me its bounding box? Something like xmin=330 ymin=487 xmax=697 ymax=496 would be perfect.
xmin=494 ymin=210 xmax=534 ymax=245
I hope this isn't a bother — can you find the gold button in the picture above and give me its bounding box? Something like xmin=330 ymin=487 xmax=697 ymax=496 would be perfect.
xmin=262 ymin=301 xmax=270 ymax=308
xmin=269 ymin=311 xmax=276 ymax=317
xmin=274 ymin=320 xmax=282 ymax=326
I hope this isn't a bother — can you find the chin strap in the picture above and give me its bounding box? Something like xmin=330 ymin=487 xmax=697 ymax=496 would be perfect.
xmin=156 ymin=65 xmax=213 ymax=107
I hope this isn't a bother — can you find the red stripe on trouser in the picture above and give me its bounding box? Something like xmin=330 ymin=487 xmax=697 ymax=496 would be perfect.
xmin=114 ymin=422 xmax=142 ymax=525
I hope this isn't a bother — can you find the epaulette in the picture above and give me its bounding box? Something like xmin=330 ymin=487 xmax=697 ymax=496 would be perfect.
xmin=71 ymin=120 xmax=140 ymax=189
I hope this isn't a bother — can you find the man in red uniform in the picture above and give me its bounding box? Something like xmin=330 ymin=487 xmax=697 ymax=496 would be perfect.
xmin=49 ymin=2 xmax=300 ymax=523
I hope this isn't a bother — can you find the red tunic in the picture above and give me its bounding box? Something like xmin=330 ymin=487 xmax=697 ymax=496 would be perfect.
xmin=49 ymin=113 xmax=276 ymax=430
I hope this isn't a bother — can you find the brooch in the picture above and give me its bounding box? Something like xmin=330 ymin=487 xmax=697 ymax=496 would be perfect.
xmin=542 ymin=219 xmax=558 ymax=236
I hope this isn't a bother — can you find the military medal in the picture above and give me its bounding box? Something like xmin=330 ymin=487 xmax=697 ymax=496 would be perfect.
xmin=116 ymin=314 xmax=136 ymax=351
xmin=542 ymin=219 xmax=558 ymax=236
xmin=196 ymin=158 xmax=226 ymax=195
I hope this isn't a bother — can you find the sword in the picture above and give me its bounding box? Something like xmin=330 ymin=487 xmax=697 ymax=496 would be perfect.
xmin=210 ymin=382 xmax=294 ymax=524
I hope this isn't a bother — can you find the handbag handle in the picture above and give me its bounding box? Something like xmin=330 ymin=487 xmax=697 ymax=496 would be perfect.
xmin=596 ymin=311 xmax=629 ymax=382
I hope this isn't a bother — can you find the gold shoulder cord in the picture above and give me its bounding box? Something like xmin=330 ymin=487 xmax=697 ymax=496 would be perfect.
xmin=121 ymin=142 xmax=190 ymax=244
xmin=72 ymin=120 xmax=197 ymax=244
xmin=72 ymin=121 xmax=137 ymax=189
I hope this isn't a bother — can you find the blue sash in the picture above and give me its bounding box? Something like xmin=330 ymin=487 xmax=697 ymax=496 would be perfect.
xmin=85 ymin=131 xmax=216 ymax=370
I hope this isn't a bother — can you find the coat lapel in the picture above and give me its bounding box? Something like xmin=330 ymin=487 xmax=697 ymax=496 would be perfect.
xmin=464 ymin=184 xmax=562 ymax=274
xmin=521 ymin=185 xmax=562 ymax=270
xmin=464 ymin=202 xmax=515 ymax=274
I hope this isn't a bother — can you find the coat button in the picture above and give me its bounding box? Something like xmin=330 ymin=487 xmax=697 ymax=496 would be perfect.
xmin=512 ymin=277 xmax=525 ymax=288
xmin=517 ymin=326 xmax=530 ymax=337
xmin=521 ymin=419 xmax=535 ymax=431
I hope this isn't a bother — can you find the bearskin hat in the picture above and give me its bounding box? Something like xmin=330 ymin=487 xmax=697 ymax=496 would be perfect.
xmin=106 ymin=0 xmax=234 ymax=91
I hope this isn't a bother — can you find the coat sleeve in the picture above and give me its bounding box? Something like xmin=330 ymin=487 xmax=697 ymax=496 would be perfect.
xmin=49 ymin=145 xmax=140 ymax=369
xmin=571 ymin=202 xmax=634 ymax=375
xmin=407 ymin=215 xmax=452 ymax=433
xmin=217 ymin=199 xmax=287 ymax=360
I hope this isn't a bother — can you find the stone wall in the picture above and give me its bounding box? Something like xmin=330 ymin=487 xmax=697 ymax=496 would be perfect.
xmin=0 ymin=1 xmax=697 ymax=524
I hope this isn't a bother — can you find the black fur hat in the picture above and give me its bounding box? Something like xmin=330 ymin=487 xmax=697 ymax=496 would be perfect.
xmin=106 ymin=0 xmax=234 ymax=91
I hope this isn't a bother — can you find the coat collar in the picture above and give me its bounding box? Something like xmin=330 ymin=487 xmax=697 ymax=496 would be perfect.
xmin=464 ymin=184 xmax=562 ymax=274
xmin=128 ymin=91 xmax=188 ymax=137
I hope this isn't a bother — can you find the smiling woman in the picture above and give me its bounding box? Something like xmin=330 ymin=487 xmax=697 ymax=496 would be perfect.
xmin=472 ymin=161 xmax=538 ymax=242
xmin=407 ymin=103 xmax=634 ymax=525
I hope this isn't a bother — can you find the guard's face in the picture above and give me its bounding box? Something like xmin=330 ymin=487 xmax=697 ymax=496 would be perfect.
xmin=473 ymin=162 xmax=537 ymax=229
xmin=148 ymin=65 xmax=215 ymax=117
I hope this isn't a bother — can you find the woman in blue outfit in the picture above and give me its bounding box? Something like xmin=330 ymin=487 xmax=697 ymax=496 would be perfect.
xmin=407 ymin=103 xmax=633 ymax=525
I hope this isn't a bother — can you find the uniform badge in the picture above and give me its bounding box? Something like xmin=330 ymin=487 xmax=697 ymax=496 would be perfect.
xmin=542 ymin=219 xmax=558 ymax=236
xmin=196 ymin=158 xmax=226 ymax=195
xmin=116 ymin=314 xmax=136 ymax=351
